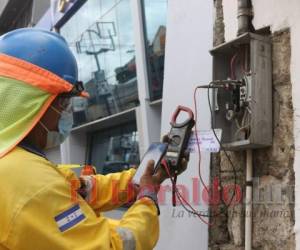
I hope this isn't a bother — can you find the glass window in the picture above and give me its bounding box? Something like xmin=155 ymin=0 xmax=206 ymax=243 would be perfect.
xmin=60 ymin=0 xmax=139 ymax=126
xmin=142 ymin=0 xmax=168 ymax=101
xmin=88 ymin=123 xmax=139 ymax=174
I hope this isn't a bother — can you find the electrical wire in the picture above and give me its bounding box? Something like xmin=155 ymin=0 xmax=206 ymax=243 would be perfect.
xmin=230 ymin=53 xmax=238 ymax=80
xmin=165 ymin=83 xmax=239 ymax=222
xmin=173 ymin=47 xmax=246 ymax=219
xmin=241 ymin=45 xmax=251 ymax=75
xmin=193 ymin=87 xmax=209 ymax=195
xmin=234 ymin=108 xmax=251 ymax=139
xmin=207 ymin=83 xmax=238 ymax=211
xmin=161 ymin=159 xmax=212 ymax=225
xmin=165 ymin=48 xmax=250 ymax=222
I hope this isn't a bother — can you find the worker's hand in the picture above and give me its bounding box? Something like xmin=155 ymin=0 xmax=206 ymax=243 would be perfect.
xmin=138 ymin=160 xmax=164 ymax=193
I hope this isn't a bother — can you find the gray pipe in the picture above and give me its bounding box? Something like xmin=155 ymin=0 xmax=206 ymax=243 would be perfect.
xmin=237 ymin=0 xmax=252 ymax=36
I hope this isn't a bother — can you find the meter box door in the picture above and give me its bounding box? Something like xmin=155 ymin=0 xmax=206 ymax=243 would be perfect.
xmin=210 ymin=33 xmax=272 ymax=150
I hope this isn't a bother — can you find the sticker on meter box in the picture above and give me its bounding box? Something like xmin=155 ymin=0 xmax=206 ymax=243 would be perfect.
xmin=188 ymin=129 xmax=222 ymax=153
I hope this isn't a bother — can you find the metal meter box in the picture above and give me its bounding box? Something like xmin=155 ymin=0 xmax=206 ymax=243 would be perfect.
xmin=210 ymin=33 xmax=272 ymax=150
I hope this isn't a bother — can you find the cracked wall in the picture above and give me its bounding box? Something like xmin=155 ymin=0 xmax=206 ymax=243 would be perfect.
xmin=209 ymin=1 xmax=295 ymax=249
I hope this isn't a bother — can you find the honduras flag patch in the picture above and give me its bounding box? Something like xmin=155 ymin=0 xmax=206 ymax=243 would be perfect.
xmin=55 ymin=204 xmax=86 ymax=232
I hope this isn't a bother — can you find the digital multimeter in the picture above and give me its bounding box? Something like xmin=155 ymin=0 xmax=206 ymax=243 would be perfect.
xmin=165 ymin=106 xmax=195 ymax=173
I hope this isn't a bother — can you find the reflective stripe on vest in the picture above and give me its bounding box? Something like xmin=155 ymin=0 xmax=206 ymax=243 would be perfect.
xmin=116 ymin=227 xmax=136 ymax=250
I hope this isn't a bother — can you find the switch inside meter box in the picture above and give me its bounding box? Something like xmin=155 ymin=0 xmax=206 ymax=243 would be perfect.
xmin=210 ymin=32 xmax=272 ymax=150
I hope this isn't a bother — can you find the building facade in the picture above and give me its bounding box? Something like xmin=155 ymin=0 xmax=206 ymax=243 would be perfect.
xmin=37 ymin=1 xmax=212 ymax=249
xmin=1 ymin=0 xmax=299 ymax=249
xmin=0 ymin=0 xmax=49 ymax=33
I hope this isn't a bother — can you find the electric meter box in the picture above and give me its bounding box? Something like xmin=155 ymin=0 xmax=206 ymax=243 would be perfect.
xmin=210 ymin=32 xmax=272 ymax=150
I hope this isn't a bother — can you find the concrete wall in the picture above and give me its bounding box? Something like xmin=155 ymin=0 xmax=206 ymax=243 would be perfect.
xmin=158 ymin=0 xmax=213 ymax=249
xmin=210 ymin=0 xmax=300 ymax=249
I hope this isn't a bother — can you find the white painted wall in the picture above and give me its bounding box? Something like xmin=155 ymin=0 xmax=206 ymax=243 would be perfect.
xmin=45 ymin=146 xmax=61 ymax=164
xmin=61 ymin=132 xmax=87 ymax=164
xmin=158 ymin=0 xmax=213 ymax=249
xmin=222 ymin=1 xmax=300 ymax=249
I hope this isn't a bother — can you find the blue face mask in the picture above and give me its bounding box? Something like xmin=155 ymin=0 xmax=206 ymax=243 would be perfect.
xmin=57 ymin=109 xmax=74 ymax=140
xmin=39 ymin=106 xmax=74 ymax=149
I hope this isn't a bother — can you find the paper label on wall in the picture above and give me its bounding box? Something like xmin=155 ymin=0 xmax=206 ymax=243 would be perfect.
xmin=188 ymin=129 xmax=222 ymax=153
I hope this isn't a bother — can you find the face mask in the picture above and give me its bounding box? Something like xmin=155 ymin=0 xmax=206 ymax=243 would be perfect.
xmin=39 ymin=106 xmax=74 ymax=149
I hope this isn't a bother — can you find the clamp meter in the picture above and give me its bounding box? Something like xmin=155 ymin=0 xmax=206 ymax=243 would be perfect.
xmin=165 ymin=105 xmax=195 ymax=173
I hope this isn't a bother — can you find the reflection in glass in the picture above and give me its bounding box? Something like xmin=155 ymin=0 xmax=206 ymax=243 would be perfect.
xmin=60 ymin=0 xmax=139 ymax=126
xmin=142 ymin=0 xmax=168 ymax=101
xmin=88 ymin=123 xmax=139 ymax=174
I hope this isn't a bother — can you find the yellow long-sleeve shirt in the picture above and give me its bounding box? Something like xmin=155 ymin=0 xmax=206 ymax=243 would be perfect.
xmin=0 ymin=147 xmax=159 ymax=250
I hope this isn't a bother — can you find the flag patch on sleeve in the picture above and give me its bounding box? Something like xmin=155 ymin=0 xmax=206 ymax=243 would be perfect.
xmin=54 ymin=204 xmax=86 ymax=232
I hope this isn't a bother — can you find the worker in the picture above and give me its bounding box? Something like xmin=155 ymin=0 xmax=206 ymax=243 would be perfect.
xmin=0 ymin=28 xmax=188 ymax=250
